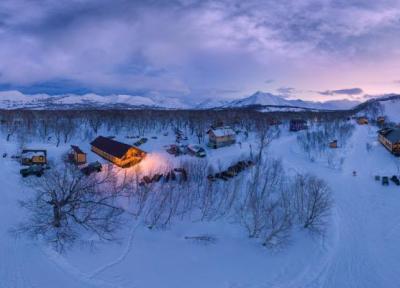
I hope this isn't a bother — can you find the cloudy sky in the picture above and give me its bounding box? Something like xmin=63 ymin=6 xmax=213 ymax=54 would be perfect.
xmin=1 ymin=0 xmax=400 ymax=102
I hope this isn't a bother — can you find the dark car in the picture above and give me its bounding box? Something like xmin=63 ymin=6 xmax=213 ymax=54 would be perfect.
xmin=382 ymin=176 xmax=389 ymax=186
xmin=166 ymin=145 xmax=181 ymax=156
xmin=134 ymin=138 xmax=148 ymax=147
xmin=81 ymin=161 xmax=102 ymax=176
xmin=215 ymin=172 xmax=228 ymax=181
xmin=225 ymin=168 xmax=237 ymax=177
xmin=207 ymin=174 xmax=216 ymax=182
xmin=164 ymin=170 xmax=176 ymax=182
xmin=391 ymin=175 xmax=400 ymax=186
xmin=20 ymin=165 xmax=44 ymax=178
xmin=152 ymin=174 xmax=163 ymax=182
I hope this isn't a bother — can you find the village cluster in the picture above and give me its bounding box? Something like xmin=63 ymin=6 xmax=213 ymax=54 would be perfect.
xmin=9 ymin=116 xmax=400 ymax=188
xmin=12 ymin=125 xmax=238 ymax=181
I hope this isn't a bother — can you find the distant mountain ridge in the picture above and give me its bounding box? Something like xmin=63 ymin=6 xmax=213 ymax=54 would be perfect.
xmin=0 ymin=90 xmax=364 ymax=111
xmin=221 ymin=91 xmax=360 ymax=110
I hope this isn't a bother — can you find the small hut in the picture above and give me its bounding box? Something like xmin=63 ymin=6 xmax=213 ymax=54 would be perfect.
xmin=21 ymin=149 xmax=47 ymax=166
xmin=329 ymin=140 xmax=338 ymax=149
xmin=377 ymin=116 xmax=385 ymax=126
xmin=357 ymin=116 xmax=369 ymax=125
xmin=70 ymin=145 xmax=87 ymax=165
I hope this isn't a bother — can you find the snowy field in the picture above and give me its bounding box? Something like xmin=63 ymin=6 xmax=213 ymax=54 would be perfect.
xmin=1 ymin=122 xmax=400 ymax=288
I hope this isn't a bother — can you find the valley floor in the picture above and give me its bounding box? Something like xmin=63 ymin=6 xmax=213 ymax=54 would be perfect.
xmin=1 ymin=124 xmax=400 ymax=288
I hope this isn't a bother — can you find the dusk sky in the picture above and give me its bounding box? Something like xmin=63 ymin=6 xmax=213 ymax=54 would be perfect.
xmin=1 ymin=0 xmax=400 ymax=102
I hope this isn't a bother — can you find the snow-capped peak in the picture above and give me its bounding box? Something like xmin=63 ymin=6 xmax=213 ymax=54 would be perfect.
xmin=0 ymin=90 xmax=360 ymax=111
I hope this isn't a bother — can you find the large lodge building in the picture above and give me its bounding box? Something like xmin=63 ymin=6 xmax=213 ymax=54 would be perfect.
xmin=378 ymin=128 xmax=400 ymax=156
xmin=90 ymin=136 xmax=146 ymax=168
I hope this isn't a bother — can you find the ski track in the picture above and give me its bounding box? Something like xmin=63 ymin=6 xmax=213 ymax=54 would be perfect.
xmin=89 ymin=223 xmax=139 ymax=279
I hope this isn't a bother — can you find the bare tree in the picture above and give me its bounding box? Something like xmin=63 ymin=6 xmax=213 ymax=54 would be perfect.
xmin=292 ymin=174 xmax=332 ymax=234
xmin=16 ymin=164 xmax=125 ymax=251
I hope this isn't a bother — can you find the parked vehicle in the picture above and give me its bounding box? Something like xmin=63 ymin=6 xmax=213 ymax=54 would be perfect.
xmin=215 ymin=172 xmax=228 ymax=181
xmin=152 ymin=174 xmax=163 ymax=182
xmin=207 ymin=174 xmax=216 ymax=181
xmin=391 ymin=175 xmax=400 ymax=186
xmin=164 ymin=170 xmax=176 ymax=182
xmin=134 ymin=137 xmax=148 ymax=146
xmin=225 ymin=168 xmax=237 ymax=177
xmin=81 ymin=161 xmax=102 ymax=176
xmin=20 ymin=165 xmax=45 ymax=178
xmin=166 ymin=144 xmax=181 ymax=156
xmin=187 ymin=144 xmax=206 ymax=158
xmin=375 ymin=175 xmax=380 ymax=181
xmin=142 ymin=176 xmax=152 ymax=184
xmin=382 ymin=176 xmax=389 ymax=186
xmin=222 ymin=171 xmax=234 ymax=178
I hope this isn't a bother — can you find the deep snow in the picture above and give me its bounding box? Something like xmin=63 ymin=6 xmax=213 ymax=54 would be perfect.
xmin=0 ymin=123 xmax=400 ymax=288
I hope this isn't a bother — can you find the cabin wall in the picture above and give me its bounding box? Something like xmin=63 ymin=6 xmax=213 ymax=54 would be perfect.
xmin=74 ymin=153 xmax=86 ymax=164
xmin=208 ymin=134 xmax=236 ymax=148
xmin=379 ymin=135 xmax=394 ymax=152
xmin=91 ymin=146 xmax=144 ymax=168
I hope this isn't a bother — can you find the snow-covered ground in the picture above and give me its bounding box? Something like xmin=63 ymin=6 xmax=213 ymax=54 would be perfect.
xmin=380 ymin=99 xmax=400 ymax=123
xmin=1 ymin=123 xmax=400 ymax=287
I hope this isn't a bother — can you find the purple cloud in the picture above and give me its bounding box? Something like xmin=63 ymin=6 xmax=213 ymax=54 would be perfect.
xmin=319 ymin=88 xmax=364 ymax=96
xmin=0 ymin=0 xmax=398 ymax=100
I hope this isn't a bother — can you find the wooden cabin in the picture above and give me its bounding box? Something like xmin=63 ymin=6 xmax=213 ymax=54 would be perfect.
xmin=21 ymin=149 xmax=47 ymax=165
xmin=290 ymin=119 xmax=308 ymax=132
xmin=378 ymin=128 xmax=400 ymax=156
xmin=207 ymin=127 xmax=236 ymax=148
xmin=70 ymin=145 xmax=87 ymax=165
xmin=90 ymin=136 xmax=146 ymax=168
xmin=329 ymin=140 xmax=338 ymax=149
xmin=377 ymin=116 xmax=386 ymax=126
xmin=357 ymin=117 xmax=369 ymax=125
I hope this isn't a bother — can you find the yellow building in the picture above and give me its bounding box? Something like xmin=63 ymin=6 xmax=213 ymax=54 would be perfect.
xmin=90 ymin=136 xmax=146 ymax=168
xmin=21 ymin=149 xmax=47 ymax=165
xmin=357 ymin=117 xmax=369 ymax=125
xmin=378 ymin=128 xmax=400 ymax=156
xmin=70 ymin=145 xmax=87 ymax=165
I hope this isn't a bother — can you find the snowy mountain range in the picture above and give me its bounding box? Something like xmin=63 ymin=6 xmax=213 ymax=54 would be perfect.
xmin=0 ymin=89 xmax=385 ymax=111
xmin=219 ymin=91 xmax=360 ymax=110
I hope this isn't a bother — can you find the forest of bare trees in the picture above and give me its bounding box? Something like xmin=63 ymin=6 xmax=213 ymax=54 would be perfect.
xmin=2 ymin=109 xmax=337 ymax=251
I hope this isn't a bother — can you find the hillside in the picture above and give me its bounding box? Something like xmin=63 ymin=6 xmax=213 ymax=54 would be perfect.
xmin=355 ymin=94 xmax=400 ymax=122
xmin=0 ymin=90 xmax=359 ymax=111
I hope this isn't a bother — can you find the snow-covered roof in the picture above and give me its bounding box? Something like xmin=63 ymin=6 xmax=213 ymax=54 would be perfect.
xmin=380 ymin=128 xmax=400 ymax=143
xmin=209 ymin=127 xmax=236 ymax=137
xmin=21 ymin=150 xmax=46 ymax=158
xmin=188 ymin=144 xmax=204 ymax=152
